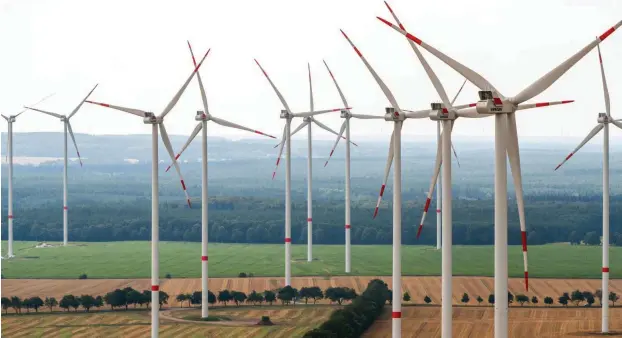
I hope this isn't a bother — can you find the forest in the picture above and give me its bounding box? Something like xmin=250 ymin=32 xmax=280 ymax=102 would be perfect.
xmin=1 ymin=132 xmax=621 ymax=245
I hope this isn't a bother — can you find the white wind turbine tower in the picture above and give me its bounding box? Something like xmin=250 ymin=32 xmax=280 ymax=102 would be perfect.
xmin=164 ymin=42 xmax=276 ymax=319
xmin=322 ymin=60 xmax=387 ymax=273
xmin=554 ymin=44 xmax=622 ymax=334
xmin=255 ymin=59 xmax=348 ymax=286
xmin=86 ymin=49 xmax=209 ymax=338
xmin=2 ymin=94 xmax=54 ymax=258
xmin=272 ymin=63 xmax=356 ymax=263
xmin=379 ymin=15 xmax=621 ymax=338
xmin=25 ymin=86 xmax=98 ymax=246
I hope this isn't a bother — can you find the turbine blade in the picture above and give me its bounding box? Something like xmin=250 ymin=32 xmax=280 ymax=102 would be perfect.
xmin=24 ymin=107 xmax=63 ymax=119
xmin=373 ymin=131 xmax=394 ymax=219
xmin=506 ymin=113 xmax=529 ymax=291
xmin=516 ymin=100 xmax=574 ymax=111
xmin=68 ymin=84 xmax=99 ymax=119
xmin=404 ymin=109 xmax=431 ymax=119
xmin=313 ymin=119 xmax=355 ymax=146
xmin=159 ymin=48 xmax=211 ymax=119
xmin=165 ymin=122 xmax=202 ymax=173
xmin=272 ymin=126 xmax=287 ymax=180
xmin=308 ymin=63 xmax=314 ymax=112
xmin=325 ymin=121 xmax=346 ymax=167
xmin=450 ymin=79 xmax=468 ymax=106
xmin=273 ymin=121 xmax=308 ymax=149
xmin=187 ymin=41 xmax=210 ymax=115
xmin=86 ymin=101 xmax=148 ymax=117
xmin=341 ymin=30 xmax=404 ymax=117
xmin=383 ymin=2 xmax=452 ymax=110
xmin=377 ymin=17 xmax=505 ymax=99
xmin=254 ymin=59 xmax=293 ymax=113
xmin=323 ymin=60 xmax=350 ymax=109
xmin=1 ymin=114 xmax=7 ymax=121
xmin=66 ymin=121 xmax=83 ymax=167
xmin=211 ymin=116 xmax=276 ymax=139
xmin=293 ymin=107 xmax=349 ymax=118
xmin=512 ymin=21 xmax=622 ymax=104
xmin=16 ymin=92 xmax=56 ymax=117
xmin=349 ymin=113 xmax=384 ymax=119
xmin=611 ymin=120 xmax=622 ymax=130
xmin=159 ymin=123 xmax=192 ymax=208
xmin=554 ymin=124 xmax=604 ymax=170
xmin=597 ymin=44 xmax=611 ymax=119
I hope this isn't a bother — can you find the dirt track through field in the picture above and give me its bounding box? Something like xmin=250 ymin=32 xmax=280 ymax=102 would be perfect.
xmin=4 ymin=276 xmax=622 ymax=307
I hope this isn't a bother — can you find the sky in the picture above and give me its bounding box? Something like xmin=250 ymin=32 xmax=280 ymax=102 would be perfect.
xmin=1 ymin=0 xmax=621 ymax=144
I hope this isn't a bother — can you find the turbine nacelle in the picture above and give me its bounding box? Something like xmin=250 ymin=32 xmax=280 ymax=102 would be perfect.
xmin=476 ymin=91 xmax=513 ymax=114
xmin=340 ymin=109 xmax=351 ymax=119
xmin=279 ymin=109 xmax=293 ymax=119
xmin=429 ymin=102 xmax=456 ymax=121
xmin=60 ymin=116 xmax=67 ymax=122
xmin=7 ymin=116 xmax=16 ymax=123
xmin=384 ymin=107 xmax=403 ymax=122
xmin=195 ymin=110 xmax=208 ymax=121
xmin=598 ymin=112 xmax=609 ymax=124
xmin=303 ymin=116 xmax=312 ymax=122
xmin=142 ymin=112 xmax=158 ymax=124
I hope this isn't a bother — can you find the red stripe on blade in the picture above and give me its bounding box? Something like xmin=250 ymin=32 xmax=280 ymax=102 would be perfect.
xmin=535 ymin=102 xmax=550 ymax=107
xmin=345 ymin=224 xmax=351 ymax=229
xmin=600 ymin=27 xmax=615 ymax=41
xmin=561 ymin=100 xmax=574 ymax=104
xmin=330 ymin=150 xmax=334 ymax=156
xmin=63 ymin=206 xmax=68 ymax=210
xmin=524 ymin=272 xmax=529 ymax=291
xmin=423 ymin=198 xmax=431 ymax=212
xmin=392 ymin=311 xmax=401 ymax=318
xmin=285 ymin=238 xmax=292 ymax=243
xmin=566 ymin=153 xmax=574 ymax=160
xmin=307 ymin=218 xmax=312 ymax=222
xmin=379 ymin=184 xmax=386 ymax=197
xmin=175 ymin=154 xmax=180 ymax=160
xmin=181 ymin=180 xmax=187 ymax=190
xmin=521 ymin=231 xmax=527 ymax=252
xmin=373 ymin=208 xmax=379 ymax=219
xmin=8 ymin=215 xmax=13 ymax=219
xmin=151 ymin=285 xmax=159 ymax=291
xmin=406 ymin=33 xmax=422 ymax=45
xmin=603 ymin=267 xmax=610 ymax=272
xmin=436 ymin=209 xmax=441 ymax=213
xmin=201 ymin=256 xmax=208 ymax=261
xmin=416 ymin=225 xmax=423 ymax=239
xmin=469 ymin=103 xmax=476 ymax=107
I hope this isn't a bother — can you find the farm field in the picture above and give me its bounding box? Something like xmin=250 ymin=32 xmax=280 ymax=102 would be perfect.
xmin=4 ymin=276 xmax=622 ymax=307
xmin=2 ymin=241 xmax=620 ymax=279
xmin=0 ymin=306 xmax=333 ymax=337
xmin=365 ymin=306 xmax=622 ymax=338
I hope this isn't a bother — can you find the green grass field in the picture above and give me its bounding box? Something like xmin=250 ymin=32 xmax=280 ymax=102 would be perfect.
xmin=1 ymin=241 xmax=618 ymax=279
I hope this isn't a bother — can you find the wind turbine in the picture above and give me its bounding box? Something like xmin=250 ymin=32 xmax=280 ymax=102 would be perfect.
xmin=271 ymin=63 xmax=356 ymax=263
xmin=378 ymin=15 xmax=621 ymax=338
xmin=254 ymin=59 xmax=348 ymax=286
xmin=25 ymin=86 xmax=98 ymax=247
xmin=86 ymin=48 xmax=209 ymax=338
xmin=2 ymin=94 xmax=54 ymax=258
xmin=321 ymin=60 xmax=386 ymax=273
xmin=554 ymin=44 xmax=622 ymax=334
xmin=164 ymin=42 xmax=276 ymax=319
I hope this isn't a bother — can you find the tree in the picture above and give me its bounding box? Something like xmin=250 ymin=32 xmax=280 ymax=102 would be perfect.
xmin=278 ymin=286 xmax=297 ymax=305
xmin=343 ymin=288 xmax=357 ymax=303
xmin=127 ymin=290 xmax=143 ymax=308
xmin=104 ymin=289 xmax=127 ymax=310
xmin=299 ymin=287 xmax=313 ymax=305
xmin=609 ymin=292 xmax=619 ymax=307
xmin=79 ymin=295 xmax=95 ymax=312
xmin=461 ymin=293 xmax=470 ymax=304
xmin=477 ymin=296 xmax=484 ymax=305
xmin=515 ymin=294 xmax=529 ymax=306
xmin=141 ymin=291 xmax=151 ymax=309
xmin=488 ymin=294 xmax=495 ymax=305
xmin=176 ymin=294 xmax=187 ymax=307
xmin=159 ymin=291 xmax=169 ymax=309
xmin=531 ymin=296 xmax=539 ymax=305
xmin=44 ymin=297 xmax=58 ymax=312
xmin=568 ymin=230 xmax=582 ymax=245
xmin=232 ymin=291 xmax=247 ymax=307
xmin=29 ymin=296 xmax=44 ymax=312
xmin=247 ymin=290 xmax=263 ymax=305
xmin=387 ymin=289 xmax=392 ymax=305
xmin=22 ymin=298 xmax=31 ymax=313
xmin=1 ymin=297 xmax=11 ymax=314
xmin=300 ymin=287 xmax=324 ymax=305
xmin=544 ymin=297 xmax=553 ymax=306
xmin=583 ymin=291 xmax=595 ymax=307
xmin=508 ymin=292 xmax=514 ymax=305
xmin=403 ymin=292 xmax=411 ymax=303
xmin=10 ymin=296 xmax=22 ymax=314
xmin=558 ymin=295 xmax=569 ymax=307
xmin=208 ymin=291 xmax=216 ymax=305
xmin=571 ymin=290 xmax=585 ymax=306
xmin=595 ymin=289 xmax=603 ymax=305
xmin=189 ymin=292 xmax=200 ymax=306
xmin=424 ymin=296 xmax=432 ymax=304
xmin=94 ymin=296 xmax=104 ymax=310
xmin=583 ymin=231 xmax=600 ymax=245
xmin=264 ymin=290 xmax=276 ymax=305
xmin=218 ymin=290 xmax=232 ymax=306
xmin=60 ymin=295 xmax=79 ymax=312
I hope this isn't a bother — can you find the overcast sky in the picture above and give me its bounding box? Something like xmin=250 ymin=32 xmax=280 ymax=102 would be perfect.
xmin=1 ymin=0 xmax=621 ymax=143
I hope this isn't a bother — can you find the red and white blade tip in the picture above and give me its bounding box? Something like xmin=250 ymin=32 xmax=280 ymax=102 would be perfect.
xmin=255 ymin=130 xmax=276 ymax=139
xmin=376 ymin=17 xmax=423 ymax=45
xmin=86 ymin=100 xmax=109 ymax=107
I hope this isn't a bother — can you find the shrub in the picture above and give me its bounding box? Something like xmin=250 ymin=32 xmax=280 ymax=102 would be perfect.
xmin=257 ymin=315 xmax=274 ymax=326
xmin=238 ymin=272 xmax=248 ymax=278
xmin=165 ymin=273 xmax=172 ymax=279
xmin=78 ymin=274 xmax=88 ymax=280
xmin=424 ymin=296 xmax=432 ymax=304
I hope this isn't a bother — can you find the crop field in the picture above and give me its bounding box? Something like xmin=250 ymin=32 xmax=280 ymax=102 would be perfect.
xmin=4 ymin=276 xmax=622 ymax=307
xmin=364 ymin=306 xmax=622 ymax=337
xmin=0 ymin=306 xmax=333 ymax=338
xmin=3 ymin=241 xmax=620 ymax=279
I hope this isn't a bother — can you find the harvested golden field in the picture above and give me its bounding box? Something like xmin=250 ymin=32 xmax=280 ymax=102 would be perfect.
xmin=365 ymin=306 xmax=622 ymax=338
xmin=0 ymin=306 xmax=333 ymax=338
xmin=4 ymin=276 xmax=622 ymax=307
